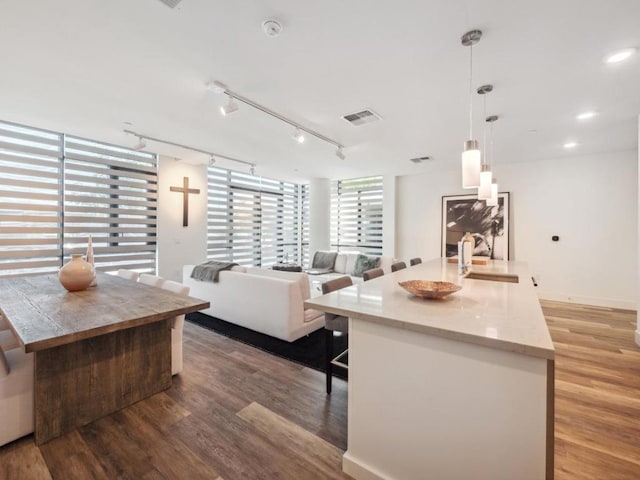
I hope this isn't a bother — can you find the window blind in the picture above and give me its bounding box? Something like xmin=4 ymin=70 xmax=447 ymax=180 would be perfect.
xmin=300 ymin=184 xmax=310 ymax=267
xmin=63 ymin=137 xmax=158 ymax=273
xmin=330 ymin=176 xmax=383 ymax=255
xmin=0 ymin=121 xmax=63 ymax=278
xmin=207 ymin=166 xmax=304 ymax=267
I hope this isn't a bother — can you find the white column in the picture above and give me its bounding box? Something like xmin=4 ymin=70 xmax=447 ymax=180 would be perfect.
xmin=157 ymin=156 xmax=208 ymax=282
xmin=637 ymin=116 xmax=640 ymax=346
xmin=309 ymin=178 xmax=331 ymax=257
xmin=382 ymin=174 xmax=396 ymax=258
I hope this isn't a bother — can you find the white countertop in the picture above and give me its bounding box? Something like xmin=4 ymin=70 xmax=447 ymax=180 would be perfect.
xmin=304 ymin=258 xmax=555 ymax=360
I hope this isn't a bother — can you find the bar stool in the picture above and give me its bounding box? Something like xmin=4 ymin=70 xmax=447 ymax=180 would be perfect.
xmin=363 ymin=268 xmax=384 ymax=282
xmin=391 ymin=261 xmax=407 ymax=272
xmin=321 ymin=276 xmax=352 ymax=394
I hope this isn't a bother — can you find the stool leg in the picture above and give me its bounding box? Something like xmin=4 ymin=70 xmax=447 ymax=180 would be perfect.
xmin=325 ymin=328 xmax=333 ymax=394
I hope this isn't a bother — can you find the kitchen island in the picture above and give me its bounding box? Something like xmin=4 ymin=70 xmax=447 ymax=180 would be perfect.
xmin=305 ymin=258 xmax=555 ymax=480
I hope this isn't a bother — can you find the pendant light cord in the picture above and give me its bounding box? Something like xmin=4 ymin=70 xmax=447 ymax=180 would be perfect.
xmin=469 ymin=44 xmax=473 ymax=138
xmin=482 ymin=94 xmax=487 ymax=164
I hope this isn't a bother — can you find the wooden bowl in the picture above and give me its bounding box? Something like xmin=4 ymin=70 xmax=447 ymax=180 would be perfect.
xmin=398 ymin=280 xmax=462 ymax=299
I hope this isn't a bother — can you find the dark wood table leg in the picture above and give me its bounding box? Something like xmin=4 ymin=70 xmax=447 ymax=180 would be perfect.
xmin=34 ymin=319 xmax=172 ymax=445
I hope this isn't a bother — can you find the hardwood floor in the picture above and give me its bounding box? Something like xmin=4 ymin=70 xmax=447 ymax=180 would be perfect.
xmin=542 ymin=300 xmax=640 ymax=480
xmin=0 ymin=300 xmax=638 ymax=479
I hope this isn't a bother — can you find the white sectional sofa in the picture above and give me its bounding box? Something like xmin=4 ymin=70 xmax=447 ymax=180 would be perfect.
xmin=183 ymin=265 xmax=324 ymax=342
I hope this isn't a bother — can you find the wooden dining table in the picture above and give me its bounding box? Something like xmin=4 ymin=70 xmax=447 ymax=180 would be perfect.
xmin=0 ymin=272 xmax=209 ymax=445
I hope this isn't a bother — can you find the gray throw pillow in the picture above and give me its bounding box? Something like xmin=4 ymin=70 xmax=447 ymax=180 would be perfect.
xmin=312 ymin=251 xmax=338 ymax=269
xmin=352 ymin=254 xmax=381 ymax=277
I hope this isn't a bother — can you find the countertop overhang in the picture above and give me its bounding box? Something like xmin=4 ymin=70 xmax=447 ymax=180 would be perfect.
xmin=304 ymin=258 xmax=555 ymax=360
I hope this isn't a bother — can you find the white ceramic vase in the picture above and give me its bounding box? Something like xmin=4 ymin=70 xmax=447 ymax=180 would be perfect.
xmin=86 ymin=235 xmax=97 ymax=286
xmin=59 ymin=254 xmax=95 ymax=292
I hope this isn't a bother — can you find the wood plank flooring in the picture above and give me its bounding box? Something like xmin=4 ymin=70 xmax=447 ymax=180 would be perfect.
xmin=542 ymin=300 xmax=640 ymax=480
xmin=0 ymin=300 xmax=638 ymax=479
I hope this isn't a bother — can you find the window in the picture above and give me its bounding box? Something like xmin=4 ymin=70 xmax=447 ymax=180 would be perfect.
xmin=0 ymin=120 xmax=158 ymax=278
xmin=0 ymin=121 xmax=63 ymax=278
xmin=63 ymin=136 xmax=157 ymax=273
xmin=207 ymin=166 xmax=305 ymax=267
xmin=331 ymin=176 xmax=383 ymax=255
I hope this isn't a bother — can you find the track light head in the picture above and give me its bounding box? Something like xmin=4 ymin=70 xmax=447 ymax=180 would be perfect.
xmin=292 ymin=128 xmax=305 ymax=144
xmin=206 ymin=80 xmax=227 ymax=94
xmin=134 ymin=136 xmax=146 ymax=151
xmin=335 ymin=146 xmax=346 ymax=160
xmin=220 ymin=96 xmax=239 ymax=116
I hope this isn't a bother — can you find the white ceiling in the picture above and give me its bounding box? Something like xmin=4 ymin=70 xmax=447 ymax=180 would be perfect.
xmin=1 ymin=0 xmax=639 ymax=182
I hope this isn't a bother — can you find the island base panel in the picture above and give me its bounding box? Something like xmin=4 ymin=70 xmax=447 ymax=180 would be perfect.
xmin=345 ymin=318 xmax=549 ymax=480
xmin=34 ymin=319 xmax=172 ymax=445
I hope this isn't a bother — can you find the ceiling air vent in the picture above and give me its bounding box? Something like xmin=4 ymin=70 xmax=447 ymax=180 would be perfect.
xmin=410 ymin=156 xmax=432 ymax=164
xmin=157 ymin=0 xmax=183 ymax=8
xmin=342 ymin=109 xmax=382 ymax=126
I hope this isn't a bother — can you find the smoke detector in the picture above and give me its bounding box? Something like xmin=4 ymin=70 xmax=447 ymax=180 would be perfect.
xmin=342 ymin=109 xmax=382 ymax=126
xmin=262 ymin=19 xmax=283 ymax=37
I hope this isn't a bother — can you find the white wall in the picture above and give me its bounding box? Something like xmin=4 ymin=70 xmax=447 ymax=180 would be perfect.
xmin=382 ymin=174 xmax=397 ymax=258
xmin=309 ymin=178 xmax=331 ymax=257
xmin=637 ymin=116 xmax=640 ymax=345
xmin=157 ymin=156 xmax=208 ymax=282
xmin=397 ymin=150 xmax=638 ymax=309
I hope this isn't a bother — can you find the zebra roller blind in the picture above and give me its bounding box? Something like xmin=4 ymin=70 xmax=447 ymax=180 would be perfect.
xmin=0 ymin=120 xmax=158 ymax=278
xmin=63 ymin=137 xmax=158 ymax=272
xmin=0 ymin=121 xmax=63 ymax=277
xmin=207 ymin=166 xmax=304 ymax=267
xmin=330 ymin=176 xmax=383 ymax=255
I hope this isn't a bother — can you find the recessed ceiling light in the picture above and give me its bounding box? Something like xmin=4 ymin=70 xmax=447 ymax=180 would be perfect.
xmin=576 ymin=111 xmax=597 ymax=120
xmin=604 ymin=47 xmax=636 ymax=64
xmin=563 ymin=142 xmax=578 ymax=149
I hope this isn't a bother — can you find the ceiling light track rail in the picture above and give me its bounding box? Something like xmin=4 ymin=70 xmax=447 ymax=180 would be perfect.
xmin=215 ymin=84 xmax=344 ymax=150
xmin=123 ymin=129 xmax=256 ymax=169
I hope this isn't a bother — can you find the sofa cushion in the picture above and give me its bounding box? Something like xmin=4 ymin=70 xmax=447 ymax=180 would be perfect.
xmin=245 ymin=267 xmax=311 ymax=301
xmin=352 ymin=254 xmax=381 ymax=277
xmin=343 ymin=253 xmax=360 ymax=275
xmin=311 ymin=251 xmax=337 ymax=269
xmin=334 ymin=253 xmax=347 ymax=273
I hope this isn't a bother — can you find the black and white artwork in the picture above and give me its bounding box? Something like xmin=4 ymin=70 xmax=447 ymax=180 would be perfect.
xmin=441 ymin=193 xmax=510 ymax=260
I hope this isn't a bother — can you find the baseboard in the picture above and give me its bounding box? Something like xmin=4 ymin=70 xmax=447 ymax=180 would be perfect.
xmin=537 ymin=292 xmax=637 ymax=311
xmin=635 ymin=330 xmax=640 ymax=347
xmin=343 ymin=451 xmax=390 ymax=480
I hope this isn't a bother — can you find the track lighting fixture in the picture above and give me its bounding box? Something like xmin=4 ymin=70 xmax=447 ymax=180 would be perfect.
xmin=207 ymin=80 xmax=345 ymax=157
xmin=335 ymin=146 xmax=346 ymax=160
xmin=134 ymin=136 xmax=147 ymax=151
xmin=292 ymin=128 xmax=305 ymax=143
xmin=123 ymin=129 xmax=256 ymax=170
xmin=220 ymin=96 xmax=239 ymax=116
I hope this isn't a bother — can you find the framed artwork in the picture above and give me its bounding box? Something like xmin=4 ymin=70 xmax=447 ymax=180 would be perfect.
xmin=441 ymin=193 xmax=510 ymax=260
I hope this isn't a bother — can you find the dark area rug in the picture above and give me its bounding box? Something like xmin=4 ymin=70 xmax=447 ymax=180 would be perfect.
xmin=186 ymin=312 xmax=348 ymax=379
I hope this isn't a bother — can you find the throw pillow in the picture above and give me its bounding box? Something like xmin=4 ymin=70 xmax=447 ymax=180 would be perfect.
xmin=312 ymin=251 xmax=338 ymax=269
xmin=352 ymin=254 xmax=381 ymax=277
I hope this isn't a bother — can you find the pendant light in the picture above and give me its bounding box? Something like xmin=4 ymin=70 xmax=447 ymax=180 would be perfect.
xmin=485 ymin=115 xmax=499 ymax=206
xmin=461 ymin=29 xmax=482 ymax=189
xmin=477 ymin=85 xmax=493 ymax=200
xmin=486 ymin=178 xmax=499 ymax=206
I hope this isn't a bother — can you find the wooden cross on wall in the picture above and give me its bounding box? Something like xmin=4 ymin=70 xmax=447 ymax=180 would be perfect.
xmin=170 ymin=177 xmax=200 ymax=227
